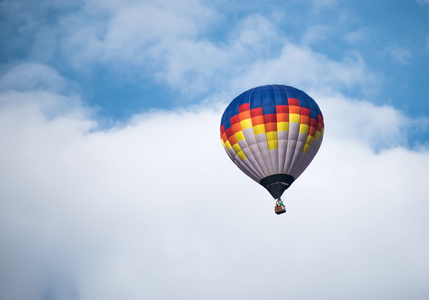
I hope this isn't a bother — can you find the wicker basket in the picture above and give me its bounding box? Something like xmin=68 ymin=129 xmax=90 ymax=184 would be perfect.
xmin=275 ymin=205 xmax=286 ymax=215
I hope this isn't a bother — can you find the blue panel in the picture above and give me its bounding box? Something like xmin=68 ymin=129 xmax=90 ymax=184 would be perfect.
xmin=283 ymin=86 xmax=298 ymax=100
xmin=261 ymin=86 xmax=276 ymax=115
xmin=221 ymin=107 xmax=228 ymax=126
xmin=230 ymin=94 xmax=241 ymax=116
xmin=249 ymin=87 xmax=263 ymax=109
xmin=313 ymin=98 xmax=322 ymax=116
xmin=222 ymin=104 xmax=233 ymax=129
xmin=305 ymin=94 xmax=318 ymax=119
xmin=288 ymin=87 xmax=307 ymax=109
xmin=224 ymin=117 xmax=232 ymax=129
xmin=272 ymin=85 xmax=288 ymax=106
xmin=261 ymin=87 xmax=275 ymax=107
xmin=262 ymin=105 xmax=276 ymax=115
xmin=238 ymin=90 xmax=251 ymax=107
xmin=297 ymin=91 xmax=310 ymax=109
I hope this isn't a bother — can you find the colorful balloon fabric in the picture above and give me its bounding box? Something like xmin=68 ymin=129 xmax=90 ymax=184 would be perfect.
xmin=220 ymin=85 xmax=324 ymax=199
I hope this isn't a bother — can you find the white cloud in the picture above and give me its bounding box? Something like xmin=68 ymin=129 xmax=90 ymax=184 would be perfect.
xmin=0 ymin=63 xmax=73 ymax=93
xmin=58 ymin=0 xmax=217 ymax=70
xmin=384 ymin=44 xmax=412 ymax=65
xmin=1 ymin=0 xmax=381 ymax=102
xmin=156 ymin=14 xmax=286 ymax=95
xmin=1 ymin=64 xmax=429 ymax=300
xmin=416 ymin=0 xmax=429 ymax=6
xmin=345 ymin=28 xmax=370 ymax=45
xmin=301 ymin=25 xmax=332 ymax=46
xmin=316 ymin=93 xmax=411 ymax=149
xmin=230 ymin=44 xmax=380 ymax=97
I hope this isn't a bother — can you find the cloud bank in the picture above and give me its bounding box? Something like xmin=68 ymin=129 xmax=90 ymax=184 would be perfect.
xmin=1 ymin=63 xmax=429 ymax=300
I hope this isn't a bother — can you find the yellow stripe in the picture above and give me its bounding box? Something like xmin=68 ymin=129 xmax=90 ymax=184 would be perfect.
xmin=253 ymin=124 xmax=266 ymax=135
xmin=299 ymin=124 xmax=309 ymax=134
xmin=305 ymin=135 xmax=314 ymax=146
xmin=240 ymin=119 xmax=252 ymax=130
xmin=266 ymin=131 xmax=277 ymax=141
xmin=234 ymin=131 xmax=245 ymax=142
xmin=221 ymin=139 xmax=225 ymax=147
xmin=237 ymin=150 xmax=247 ymax=160
xmin=225 ymin=140 xmax=232 ymax=150
xmin=314 ymin=131 xmax=321 ymax=141
xmin=302 ymin=135 xmax=314 ymax=153
xmin=290 ymin=114 xmax=300 ymax=124
xmin=277 ymin=122 xmax=289 ymax=132
xmin=266 ymin=131 xmax=278 ymax=150
xmin=232 ymin=143 xmax=241 ymax=154
xmin=268 ymin=140 xmax=278 ymax=150
xmin=303 ymin=144 xmax=310 ymax=153
xmin=232 ymin=143 xmax=247 ymax=160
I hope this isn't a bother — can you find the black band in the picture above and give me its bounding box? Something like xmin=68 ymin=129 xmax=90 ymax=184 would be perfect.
xmin=259 ymin=174 xmax=295 ymax=199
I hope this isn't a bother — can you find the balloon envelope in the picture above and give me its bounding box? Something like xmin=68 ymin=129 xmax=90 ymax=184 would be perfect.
xmin=220 ymin=84 xmax=324 ymax=199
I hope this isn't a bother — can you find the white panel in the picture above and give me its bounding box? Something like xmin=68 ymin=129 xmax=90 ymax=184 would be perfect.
xmin=292 ymin=135 xmax=323 ymax=179
xmin=256 ymin=134 xmax=275 ymax=175
xmin=249 ymin=143 xmax=269 ymax=177
xmin=277 ymin=131 xmax=289 ymax=172
xmin=232 ymin=157 xmax=259 ymax=182
xmin=286 ymin=132 xmax=306 ymax=174
xmin=269 ymin=148 xmax=280 ymax=173
xmin=238 ymin=139 xmax=265 ymax=178
xmin=242 ymin=127 xmax=270 ymax=178
xmin=284 ymin=122 xmax=300 ymax=173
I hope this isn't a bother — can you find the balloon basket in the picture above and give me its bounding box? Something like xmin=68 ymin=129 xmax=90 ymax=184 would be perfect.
xmin=275 ymin=205 xmax=286 ymax=215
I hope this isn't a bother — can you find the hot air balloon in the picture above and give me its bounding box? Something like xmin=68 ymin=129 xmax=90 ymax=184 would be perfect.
xmin=220 ymin=85 xmax=324 ymax=214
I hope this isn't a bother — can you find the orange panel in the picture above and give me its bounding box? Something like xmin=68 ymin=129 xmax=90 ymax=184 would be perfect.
xmin=265 ymin=122 xmax=277 ymax=132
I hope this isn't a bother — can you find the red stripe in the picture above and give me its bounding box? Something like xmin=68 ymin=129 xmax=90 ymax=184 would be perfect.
xmin=250 ymin=107 xmax=263 ymax=117
xmin=318 ymin=114 xmax=325 ymax=129
xmin=288 ymin=98 xmax=300 ymax=106
xmin=226 ymin=127 xmax=234 ymax=138
xmin=276 ymin=105 xmax=289 ymax=113
xmin=301 ymin=107 xmax=310 ymax=117
xmin=263 ymin=114 xmax=276 ymax=123
xmin=230 ymin=114 xmax=240 ymax=125
xmin=239 ymin=103 xmax=250 ymax=113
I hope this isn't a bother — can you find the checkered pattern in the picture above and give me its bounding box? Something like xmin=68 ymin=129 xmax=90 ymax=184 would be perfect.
xmin=220 ymin=85 xmax=324 ymax=183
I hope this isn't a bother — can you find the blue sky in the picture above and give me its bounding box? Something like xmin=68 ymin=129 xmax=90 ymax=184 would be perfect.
xmin=1 ymin=0 xmax=429 ymax=130
xmin=1 ymin=1 xmax=429 ymax=300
